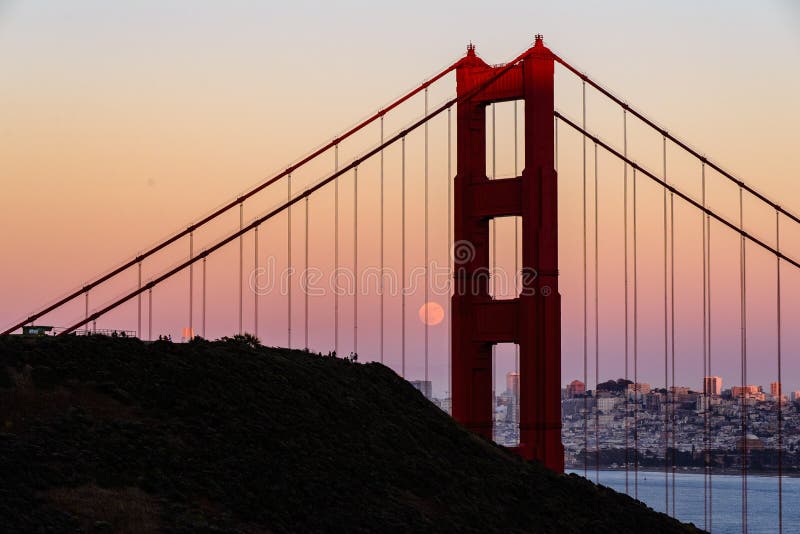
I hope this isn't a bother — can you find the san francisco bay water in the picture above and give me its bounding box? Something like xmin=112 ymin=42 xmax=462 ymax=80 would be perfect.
xmin=567 ymin=469 xmax=798 ymax=533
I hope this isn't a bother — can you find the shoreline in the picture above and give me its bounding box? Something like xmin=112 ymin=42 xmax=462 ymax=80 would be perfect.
xmin=566 ymin=466 xmax=800 ymax=479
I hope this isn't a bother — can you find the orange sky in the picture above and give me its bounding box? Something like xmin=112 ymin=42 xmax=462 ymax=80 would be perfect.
xmin=1 ymin=1 xmax=799 ymax=395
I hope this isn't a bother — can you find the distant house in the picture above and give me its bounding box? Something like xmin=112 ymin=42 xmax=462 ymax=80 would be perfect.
xmin=21 ymin=325 xmax=53 ymax=336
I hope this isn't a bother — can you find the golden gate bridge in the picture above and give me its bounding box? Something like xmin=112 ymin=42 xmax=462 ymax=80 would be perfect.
xmin=4 ymin=35 xmax=796 ymax=533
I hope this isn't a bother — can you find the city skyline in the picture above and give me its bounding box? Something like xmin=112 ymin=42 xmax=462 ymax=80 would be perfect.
xmin=563 ymin=375 xmax=798 ymax=399
xmin=422 ymin=373 xmax=800 ymax=403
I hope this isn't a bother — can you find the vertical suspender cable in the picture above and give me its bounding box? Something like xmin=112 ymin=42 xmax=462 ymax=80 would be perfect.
xmin=740 ymin=185 xmax=748 ymax=534
xmin=401 ymin=136 xmax=407 ymax=378
xmin=189 ymin=231 xmax=194 ymax=339
xmin=85 ymin=286 xmax=95 ymax=333
xmin=514 ymin=109 xmax=519 ymax=317
xmin=662 ymin=135 xmax=669 ymax=514
xmin=305 ymin=197 xmax=309 ymax=350
xmin=334 ymin=146 xmax=339 ymax=354
xmin=354 ymin=166 xmax=358 ymax=356
xmin=515 ymin=101 xmax=520 ymax=438
xmin=633 ymin=166 xmax=639 ymax=499
xmin=664 ymin=140 xmax=677 ymax=517
xmin=254 ymin=226 xmax=259 ymax=340
xmin=288 ymin=175 xmax=292 ymax=349
xmin=202 ymin=257 xmax=207 ymax=339
xmin=239 ymin=203 xmax=244 ymax=335
xmin=380 ymin=116 xmax=385 ymax=364
xmin=447 ymin=108 xmax=452 ymax=407
xmin=702 ymin=162 xmax=709 ymax=531
xmin=148 ymin=288 xmax=153 ymax=341
xmin=137 ymin=262 xmax=142 ymax=338
xmin=554 ymin=116 xmax=559 ymax=174
xmin=491 ymin=102 xmax=497 ymax=416
xmin=706 ymin=167 xmax=713 ymax=531
xmin=424 ymin=88 xmax=429 ymax=384
xmin=776 ymin=209 xmax=783 ymax=534
xmin=623 ymin=110 xmax=630 ymax=495
xmin=593 ymin=142 xmax=600 ymax=483
xmin=582 ymin=81 xmax=588 ymax=478
xmin=554 ymin=114 xmax=560 ymax=443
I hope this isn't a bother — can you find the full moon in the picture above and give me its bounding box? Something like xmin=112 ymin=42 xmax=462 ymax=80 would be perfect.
xmin=418 ymin=302 xmax=445 ymax=326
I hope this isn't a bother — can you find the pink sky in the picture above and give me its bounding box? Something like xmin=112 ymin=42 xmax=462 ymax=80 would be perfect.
xmin=1 ymin=1 xmax=799 ymax=396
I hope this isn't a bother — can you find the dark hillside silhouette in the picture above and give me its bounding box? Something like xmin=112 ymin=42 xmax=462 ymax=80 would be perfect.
xmin=0 ymin=336 xmax=702 ymax=533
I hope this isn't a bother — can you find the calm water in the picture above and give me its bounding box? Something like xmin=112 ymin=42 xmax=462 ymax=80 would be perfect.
xmin=567 ymin=469 xmax=798 ymax=533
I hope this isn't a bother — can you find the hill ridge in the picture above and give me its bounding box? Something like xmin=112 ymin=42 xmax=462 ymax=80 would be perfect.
xmin=0 ymin=335 xmax=702 ymax=533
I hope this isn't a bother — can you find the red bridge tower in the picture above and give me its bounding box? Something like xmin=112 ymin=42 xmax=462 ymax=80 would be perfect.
xmin=451 ymin=36 xmax=564 ymax=472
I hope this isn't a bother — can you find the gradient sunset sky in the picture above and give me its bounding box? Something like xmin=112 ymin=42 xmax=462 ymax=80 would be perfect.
xmin=1 ymin=1 xmax=799 ymax=396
